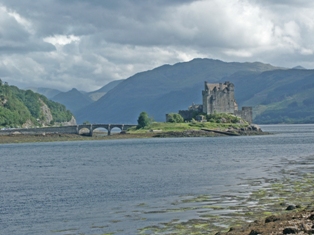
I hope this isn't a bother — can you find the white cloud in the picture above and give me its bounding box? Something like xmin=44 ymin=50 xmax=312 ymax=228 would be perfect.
xmin=44 ymin=35 xmax=81 ymax=46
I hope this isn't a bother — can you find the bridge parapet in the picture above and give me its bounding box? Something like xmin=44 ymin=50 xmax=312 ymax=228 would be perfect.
xmin=0 ymin=125 xmax=78 ymax=136
xmin=0 ymin=124 xmax=136 ymax=136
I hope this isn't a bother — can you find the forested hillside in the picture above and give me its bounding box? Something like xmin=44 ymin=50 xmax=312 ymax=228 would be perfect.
xmin=0 ymin=80 xmax=73 ymax=128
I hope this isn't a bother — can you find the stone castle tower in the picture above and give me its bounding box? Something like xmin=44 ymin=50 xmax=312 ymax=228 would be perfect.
xmin=202 ymin=81 xmax=238 ymax=114
xmin=175 ymin=81 xmax=253 ymax=123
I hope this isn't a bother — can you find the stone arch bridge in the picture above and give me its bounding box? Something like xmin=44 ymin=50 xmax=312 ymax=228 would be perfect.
xmin=0 ymin=124 xmax=136 ymax=136
xmin=78 ymin=124 xmax=135 ymax=136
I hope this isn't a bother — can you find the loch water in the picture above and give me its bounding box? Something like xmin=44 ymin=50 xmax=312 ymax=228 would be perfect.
xmin=1 ymin=124 xmax=314 ymax=235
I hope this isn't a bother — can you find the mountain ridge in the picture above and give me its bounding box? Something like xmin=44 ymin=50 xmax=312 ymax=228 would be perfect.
xmin=75 ymin=58 xmax=281 ymax=123
xmin=51 ymin=88 xmax=93 ymax=113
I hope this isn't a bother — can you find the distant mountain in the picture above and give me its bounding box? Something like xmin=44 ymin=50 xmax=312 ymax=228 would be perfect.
xmin=292 ymin=66 xmax=306 ymax=70
xmin=51 ymin=88 xmax=93 ymax=113
xmin=28 ymin=87 xmax=62 ymax=99
xmin=88 ymin=79 xmax=124 ymax=101
xmin=75 ymin=58 xmax=280 ymax=124
xmin=231 ymin=69 xmax=314 ymax=123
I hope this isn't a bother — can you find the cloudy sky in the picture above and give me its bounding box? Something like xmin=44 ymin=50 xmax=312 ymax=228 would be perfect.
xmin=0 ymin=0 xmax=314 ymax=91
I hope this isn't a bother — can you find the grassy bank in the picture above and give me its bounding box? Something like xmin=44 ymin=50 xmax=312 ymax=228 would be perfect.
xmin=0 ymin=121 xmax=254 ymax=144
xmin=127 ymin=121 xmax=249 ymax=133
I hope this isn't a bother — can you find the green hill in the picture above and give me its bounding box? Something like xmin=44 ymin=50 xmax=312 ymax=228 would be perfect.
xmin=0 ymin=80 xmax=73 ymax=128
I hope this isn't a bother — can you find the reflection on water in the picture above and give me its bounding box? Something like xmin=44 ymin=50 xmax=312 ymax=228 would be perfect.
xmin=1 ymin=124 xmax=314 ymax=234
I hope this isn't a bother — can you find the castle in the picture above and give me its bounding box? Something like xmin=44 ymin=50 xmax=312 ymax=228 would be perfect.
xmin=175 ymin=81 xmax=252 ymax=123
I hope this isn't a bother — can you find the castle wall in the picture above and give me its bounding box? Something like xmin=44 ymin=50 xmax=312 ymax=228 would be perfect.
xmin=234 ymin=107 xmax=253 ymax=124
xmin=178 ymin=110 xmax=195 ymax=121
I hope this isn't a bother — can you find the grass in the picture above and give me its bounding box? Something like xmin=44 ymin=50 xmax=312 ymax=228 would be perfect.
xmin=127 ymin=121 xmax=248 ymax=133
xmin=0 ymin=119 xmax=251 ymax=145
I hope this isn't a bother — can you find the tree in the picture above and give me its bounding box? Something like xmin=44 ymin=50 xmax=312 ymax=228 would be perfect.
xmin=166 ymin=113 xmax=184 ymax=123
xmin=137 ymin=111 xmax=151 ymax=129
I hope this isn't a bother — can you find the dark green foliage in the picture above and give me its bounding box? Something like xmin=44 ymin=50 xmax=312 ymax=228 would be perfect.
xmin=17 ymin=89 xmax=41 ymax=117
xmin=167 ymin=113 xmax=184 ymax=123
xmin=0 ymin=82 xmax=73 ymax=127
xmin=137 ymin=112 xmax=152 ymax=129
xmin=206 ymin=113 xmax=241 ymax=123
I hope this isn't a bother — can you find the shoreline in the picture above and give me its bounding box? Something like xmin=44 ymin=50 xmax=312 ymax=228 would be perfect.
xmin=139 ymin=171 xmax=314 ymax=235
xmin=0 ymin=129 xmax=268 ymax=144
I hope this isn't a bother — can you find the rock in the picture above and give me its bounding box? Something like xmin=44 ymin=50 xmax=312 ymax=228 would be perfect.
xmin=58 ymin=116 xmax=77 ymax=126
xmin=265 ymin=215 xmax=280 ymax=223
xmin=283 ymin=227 xmax=298 ymax=234
xmin=308 ymin=214 xmax=314 ymax=220
xmin=250 ymin=124 xmax=261 ymax=131
xmin=39 ymin=98 xmax=53 ymax=125
xmin=249 ymin=230 xmax=260 ymax=235
xmin=286 ymin=205 xmax=296 ymax=211
xmin=22 ymin=119 xmax=34 ymax=128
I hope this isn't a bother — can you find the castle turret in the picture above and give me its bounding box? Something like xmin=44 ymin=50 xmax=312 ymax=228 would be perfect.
xmin=202 ymin=81 xmax=238 ymax=115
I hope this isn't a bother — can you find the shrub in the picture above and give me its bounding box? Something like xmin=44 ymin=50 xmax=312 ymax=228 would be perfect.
xmin=166 ymin=113 xmax=184 ymax=123
xmin=137 ymin=112 xmax=152 ymax=129
xmin=206 ymin=113 xmax=240 ymax=123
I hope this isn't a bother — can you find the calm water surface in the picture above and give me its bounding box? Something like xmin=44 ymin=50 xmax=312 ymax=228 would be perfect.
xmin=1 ymin=124 xmax=314 ymax=234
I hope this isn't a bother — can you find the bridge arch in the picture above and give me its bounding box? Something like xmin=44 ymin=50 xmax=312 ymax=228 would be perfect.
xmin=92 ymin=127 xmax=109 ymax=136
xmin=78 ymin=127 xmax=91 ymax=135
xmin=110 ymin=126 xmax=123 ymax=134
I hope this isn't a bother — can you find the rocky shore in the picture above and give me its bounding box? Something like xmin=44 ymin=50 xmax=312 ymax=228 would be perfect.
xmin=219 ymin=207 xmax=314 ymax=235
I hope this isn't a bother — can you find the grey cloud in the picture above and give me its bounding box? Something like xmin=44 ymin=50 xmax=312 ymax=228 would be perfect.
xmin=0 ymin=0 xmax=313 ymax=92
